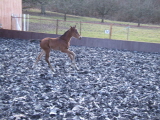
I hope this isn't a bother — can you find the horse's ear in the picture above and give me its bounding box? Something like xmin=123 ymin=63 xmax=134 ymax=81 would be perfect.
xmin=70 ymin=26 xmax=72 ymax=30
xmin=74 ymin=25 xmax=76 ymax=28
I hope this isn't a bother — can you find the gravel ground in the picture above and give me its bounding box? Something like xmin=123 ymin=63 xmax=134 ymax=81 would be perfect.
xmin=0 ymin=38 xmax=160 ymax=120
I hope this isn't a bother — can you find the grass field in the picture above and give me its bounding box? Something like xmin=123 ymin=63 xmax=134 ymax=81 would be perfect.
xmin=23 ymin=9 xmax=160 ymax=43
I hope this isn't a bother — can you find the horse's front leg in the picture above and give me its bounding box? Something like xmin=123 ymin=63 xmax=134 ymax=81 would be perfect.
xmin=62 ymin=49 xmax=79 ymax=70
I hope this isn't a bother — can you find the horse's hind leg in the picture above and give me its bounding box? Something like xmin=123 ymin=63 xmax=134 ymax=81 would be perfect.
xmin=45 ymin=49 xmax=54 ymax=72
xmin=33 ymin=50 xmax=45 ymax=68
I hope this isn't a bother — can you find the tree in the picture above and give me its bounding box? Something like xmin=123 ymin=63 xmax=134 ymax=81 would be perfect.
xmin=130 ymin=0 xmax=154 ymax=26
xmin=93 ymin=0 xmax=118 ymax=23
xmin=71 ymin=0 xmax=86 ymax=16
xmin=22 ymin=0 xmax=34 ymax=9
xmin=23 ymin=0 xmax=160 ymax=24
xmin=54 ymin=0 xmax=74 ymax=21
xmin=34 ymin=0 xmax=52 ymax=14
xmin=23 ymin=0 xmax=52 ymax=14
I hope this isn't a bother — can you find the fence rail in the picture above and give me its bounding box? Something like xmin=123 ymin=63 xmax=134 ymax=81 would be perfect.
xmin=11 ymin=16 xmax=160 ymax=43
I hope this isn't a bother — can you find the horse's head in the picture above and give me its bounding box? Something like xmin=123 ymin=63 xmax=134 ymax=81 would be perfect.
xmin=70 ymin=25 xmax=82 ymax=40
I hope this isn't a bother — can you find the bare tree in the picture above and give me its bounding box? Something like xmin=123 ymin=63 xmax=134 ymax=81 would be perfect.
xmin=117 ymin=0 xmax=158 ymax=26
xmin=54 ymin=0 xmax=74 ymax=21
xmin=129 ymin=0 xmax=155 ymax=26
xmin=23 ymin=0 xmax=160 ymax=24
xmin=92 ymin=0 xmax=118 ymax=23
xmin=23 ymin=0 xmax=52 ymax=14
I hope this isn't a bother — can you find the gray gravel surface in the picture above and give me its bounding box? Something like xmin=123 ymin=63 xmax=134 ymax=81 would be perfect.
xmin=0 ymin=38 xmax=160 ymax=120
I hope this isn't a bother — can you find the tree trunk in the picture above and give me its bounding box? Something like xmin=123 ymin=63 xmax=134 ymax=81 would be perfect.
xmin=138 ymin=22 xmax=141 ymax=27
xmin=41 ymin=4 xmax=46 ymax=15
xmin=101 ymin=15 xmax=104 ymax=23
xmin=138 ymin=19 xmax=141 ymax=27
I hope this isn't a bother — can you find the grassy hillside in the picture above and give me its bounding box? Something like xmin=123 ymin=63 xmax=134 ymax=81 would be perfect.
xmin=24 ymin=9 xmax=160 ymax=43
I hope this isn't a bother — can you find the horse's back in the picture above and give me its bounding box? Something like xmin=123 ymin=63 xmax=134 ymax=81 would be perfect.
xmin=40 ymin=37 xmax=64 ymax=50
xmin=41 ymin=37 xmax=58 ymax=42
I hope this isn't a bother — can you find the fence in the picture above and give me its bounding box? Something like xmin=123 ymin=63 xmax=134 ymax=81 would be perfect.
xmin=11 ymin=15 xmax=160 ymax=43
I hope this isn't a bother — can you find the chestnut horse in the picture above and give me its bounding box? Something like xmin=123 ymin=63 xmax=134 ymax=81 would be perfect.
xmin=33 ymin=26 xmax=81 ymax=71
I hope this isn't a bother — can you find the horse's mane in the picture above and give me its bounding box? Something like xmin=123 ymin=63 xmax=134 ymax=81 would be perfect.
xmin=60 ymin=30 xmax=69 ymax=39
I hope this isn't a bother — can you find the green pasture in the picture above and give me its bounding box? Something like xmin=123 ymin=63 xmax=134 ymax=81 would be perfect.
xmin=26 ymin=9 xmax=160 ymax=43
xmin=112 ymin=26 xmax=160 ymax=43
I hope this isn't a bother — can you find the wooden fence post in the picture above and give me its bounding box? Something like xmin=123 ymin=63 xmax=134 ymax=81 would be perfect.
xmin=80 ymin=21 xmax=82 ymax=35
xmin=56 ymin=19 xmax=59 ymax=35
xmin=127 ymin=26 xmax=130 ymax=40
xmin=40 ymin=17 xmax=42 ymax=33
xmin=109 ymin=24 xmax=113 ymax=39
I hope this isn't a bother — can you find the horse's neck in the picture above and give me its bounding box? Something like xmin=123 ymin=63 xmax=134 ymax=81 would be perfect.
xmin=60 ymin=31 xmax=72 ymax=43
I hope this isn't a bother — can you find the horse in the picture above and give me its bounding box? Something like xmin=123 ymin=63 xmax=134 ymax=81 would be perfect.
xmin=33 ymin=25 xmax=82 ymax=72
